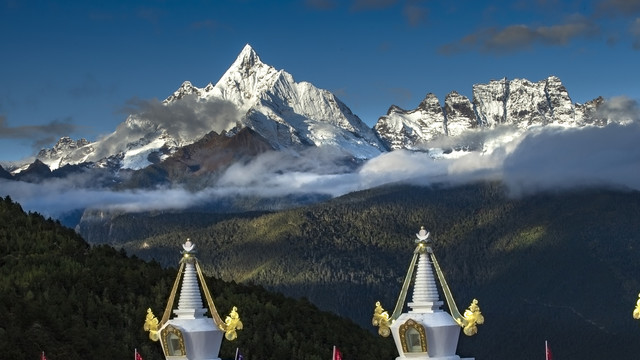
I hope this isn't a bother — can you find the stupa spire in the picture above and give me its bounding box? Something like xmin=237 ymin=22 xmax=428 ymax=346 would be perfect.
xmin=372 ymin=226 xmax=484 ymax=359
xmin=408 ymin=228 xmax=442 ymax=312
xmin=173 ymin=239 xmax=207 ymax=318
xmin=144 ymin=239 xmax=243 ymax=360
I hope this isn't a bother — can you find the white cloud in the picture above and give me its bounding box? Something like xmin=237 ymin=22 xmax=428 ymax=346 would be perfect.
xmin=2 ymin=99 xmax=639 ymax=219
xmin=501 ymin=122 xmax=640 ymax=196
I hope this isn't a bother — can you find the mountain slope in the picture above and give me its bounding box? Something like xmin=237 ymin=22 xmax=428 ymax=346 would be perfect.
xmin=83 ymin=181 xmax=640 ymax=360
xmin=116 ymin=127 xmax=275 ymax=189
xmin=0 ymin=164 xmax=13 ymax=180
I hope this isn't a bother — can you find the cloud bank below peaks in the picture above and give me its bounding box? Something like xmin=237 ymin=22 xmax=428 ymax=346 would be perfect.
xmin=2 ymin=96 xmax=639 ymax=218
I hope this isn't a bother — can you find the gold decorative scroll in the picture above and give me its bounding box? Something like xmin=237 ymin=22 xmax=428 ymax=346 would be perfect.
xmin=372 ymin=301 xmax=391 ymax=337
xmin=633 ymin=293 xmax=640 ymax=319
xmin=144 ymin=308 xmax=160 ymax=341
xmin=462 ymin=299 xmax=484 ymax=336
xmin=224 ymin=306 xmax=244 ymax=340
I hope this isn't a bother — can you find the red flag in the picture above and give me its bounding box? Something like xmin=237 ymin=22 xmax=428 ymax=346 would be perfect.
xmin=135 ymin=349 xmax=143 ymax=360
xmin=332 ymin=345 xmax=343 ymax=360
xmin=545 ymin=341 xmax=552 ymax=360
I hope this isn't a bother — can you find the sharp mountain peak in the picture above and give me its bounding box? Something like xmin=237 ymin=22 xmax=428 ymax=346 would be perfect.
xmin=236 ymin=43 xmax=262 ymax=69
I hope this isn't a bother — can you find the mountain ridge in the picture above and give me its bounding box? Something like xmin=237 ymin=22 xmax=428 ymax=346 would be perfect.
xmin=374 ymin=75 xmax=609 ymax=151
xmin=10 ymin=44 xmax=612 ymax=178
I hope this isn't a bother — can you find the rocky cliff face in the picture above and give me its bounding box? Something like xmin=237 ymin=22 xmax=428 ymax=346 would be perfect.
xmin=576 ymin=96 xmax=607 ymax=126
xmin=473 ymin=77 xmax=508 ymax=128
xmin=545 ymin=76 xmax=575 ymax=126
xmin=374 ymin=76 xmax=609 ymax=150
xmin=373 ymin=93 xmax=445 ymax=150
xmin=443 ymin=91 xmax=476 ymax=137
xmin=36 ymin=137 xmax=91 ymax=170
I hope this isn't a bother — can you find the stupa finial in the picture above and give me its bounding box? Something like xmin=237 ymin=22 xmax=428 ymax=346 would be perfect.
xmin=182 ymin=238 xmax=195 ymax=253
xmin=416 ymin=226 xmax=430 ymax=242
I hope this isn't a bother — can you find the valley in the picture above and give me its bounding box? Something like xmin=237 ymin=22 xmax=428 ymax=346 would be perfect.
xmin=77 ymin=181 xmax=640 ymax=359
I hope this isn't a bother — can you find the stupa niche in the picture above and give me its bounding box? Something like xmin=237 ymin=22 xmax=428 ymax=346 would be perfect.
xmin=372 ymin=227 xmax=483 ymax=360
xmin=144 ymin=239 xmax=243 ymax=360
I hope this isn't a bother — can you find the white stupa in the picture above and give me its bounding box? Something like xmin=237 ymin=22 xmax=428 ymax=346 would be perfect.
xmin=372 ymin=227 xmax=483 ymax=360
xmin=144 ymin=239 xmax=243 ymax=360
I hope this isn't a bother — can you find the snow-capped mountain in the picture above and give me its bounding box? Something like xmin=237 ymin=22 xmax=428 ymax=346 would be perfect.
xmin=373 ymin=76 xmax=608 ymax=150
xmin=34 ymin=44 xmax=385 ymax=173
xmin=184 ymin=44 xmax=385 ymax=158
xmin=25 ymin=45 xmax=616 ymax=183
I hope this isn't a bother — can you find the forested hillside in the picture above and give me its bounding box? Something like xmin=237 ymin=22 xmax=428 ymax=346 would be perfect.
xmin=84 ymin=181 xmax=640 ymax=359
xmin=0 ymin=196 xmax=397 ymax=360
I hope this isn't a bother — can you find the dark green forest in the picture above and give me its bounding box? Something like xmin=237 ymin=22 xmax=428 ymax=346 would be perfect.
xmin=0 ymin=196 xmax=397 ymax=360
xmin=79 ymin=181 xmax=640 ymax=359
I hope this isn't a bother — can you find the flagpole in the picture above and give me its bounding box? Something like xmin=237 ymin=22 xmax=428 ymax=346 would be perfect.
xmin=235 ymin=347 xmax=239 ymax=360
xmin=332 ymin=345 xmax=335 ymax=360
xmin=545 ymin=340 xmax=551 ymax=360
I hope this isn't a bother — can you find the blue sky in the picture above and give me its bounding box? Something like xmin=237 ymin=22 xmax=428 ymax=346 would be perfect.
xmin=1 ymin=0 xmax=639 ymax=162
